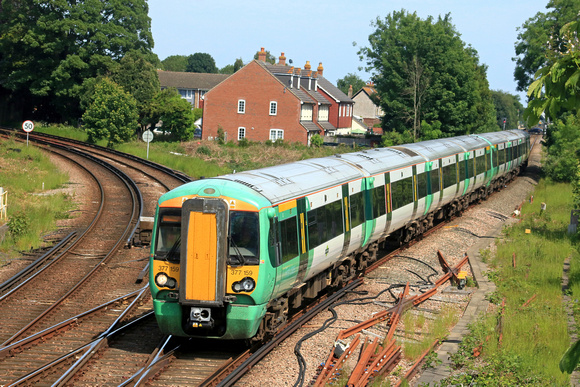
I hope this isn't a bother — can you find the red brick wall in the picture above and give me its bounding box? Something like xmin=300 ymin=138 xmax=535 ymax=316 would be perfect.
xmin=202 ymin=61 xmax=308 ymax=144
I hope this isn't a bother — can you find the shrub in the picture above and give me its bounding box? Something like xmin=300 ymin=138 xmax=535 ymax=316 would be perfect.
xmin=8 ymin=211 xmax=30 ymax=238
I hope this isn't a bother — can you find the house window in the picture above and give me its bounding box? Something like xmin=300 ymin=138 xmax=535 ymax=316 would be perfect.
xmin=270 ymin=129 xmax=284 ymax=141
xmin=270 ymin=101 xmax=277 ymax=115
xmin=238 ymin=99 xmax=245 ymax=114
xmin=318 ymin=105 xmax=329 ymax=121
xmin=300 ymin=105 xmax=313 ymax=121
xmin=238 ymin=127 xmax=245 ymax=140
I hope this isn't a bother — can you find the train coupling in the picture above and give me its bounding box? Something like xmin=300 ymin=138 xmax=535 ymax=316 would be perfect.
xmin=189 ymin=307 xmax=214 ymax=329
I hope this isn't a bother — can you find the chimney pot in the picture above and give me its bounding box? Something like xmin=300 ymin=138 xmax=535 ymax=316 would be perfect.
xmin=258 ymin=47 xmax=267 ymax=62
xmin=317 ymin=62 xmax=324 ymax=76
xmin=278 ymin=52 xmax=286 ymax=66
xmin=305 ymin=61 xmax=311 ymax=70
xmin=348 ymin=84 xmax=353 ymax=98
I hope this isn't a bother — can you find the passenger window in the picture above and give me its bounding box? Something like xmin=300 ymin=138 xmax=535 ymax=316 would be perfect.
xmin=391 ymin=177 xmax=413 ymax=210
xmin=350 ymin=192 xmax=364 ymax=228
xmin=371 ymin=186 xmax=386 ymax=218
xmin=431 ymin=168 xmax=440 ymax=194
xmin=443 ymin=163 xmax=457 ymax=188
xmin=416 ymin=172 xmax=428 ymax=199
xmin=280 ymin=217 xmax=299 ymax=263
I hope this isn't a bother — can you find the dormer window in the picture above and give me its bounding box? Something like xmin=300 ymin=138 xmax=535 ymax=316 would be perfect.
xmin=238 ymin=99 xmax=245 ymax=114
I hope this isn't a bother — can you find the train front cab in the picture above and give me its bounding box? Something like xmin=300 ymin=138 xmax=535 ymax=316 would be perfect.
xmin=150 ymin=188 xmax=274 ymax=340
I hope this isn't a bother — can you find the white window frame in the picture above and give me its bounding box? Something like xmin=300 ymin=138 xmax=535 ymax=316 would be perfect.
xmin=270 ymin=129 xmax=284 ymax=141
xmin=238 ymin=99 xmax=246 ymax=114
xmin=238 ymin=127 xmax=246 ymax=140
xmin=269 ymin=101 xmax=277 ymax=116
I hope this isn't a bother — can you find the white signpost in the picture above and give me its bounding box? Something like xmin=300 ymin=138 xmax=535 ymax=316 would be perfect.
xmin=22 ymin=120 xmax=34 ymax=146
xmin=142 ymin=129 xmax=154 ymax=159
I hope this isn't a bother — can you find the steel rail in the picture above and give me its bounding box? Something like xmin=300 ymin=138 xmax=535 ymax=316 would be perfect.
xmin=0 ymin=288 xmax=145 ymax=357
xmin=1 ymin=143 xmax=141 ymax=346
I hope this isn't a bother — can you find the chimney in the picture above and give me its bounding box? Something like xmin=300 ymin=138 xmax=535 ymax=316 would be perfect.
xmin=304 ymin=61 xmax=311 ymax=71
xmin=348 ymin=84 xmax=353 ymax=98
xmin=278 ymin=52 xmax=286 ymax=66
xmin=258 ymin=47 xmax=266 ymax=62
xmin=317 ymin=62 xmax=324 ymax=77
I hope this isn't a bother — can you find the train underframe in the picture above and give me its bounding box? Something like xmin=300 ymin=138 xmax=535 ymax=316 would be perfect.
xmin=254 ymin=168 xmax=521 ymax=342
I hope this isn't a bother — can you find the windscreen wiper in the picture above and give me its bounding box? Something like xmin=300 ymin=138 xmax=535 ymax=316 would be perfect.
xmin=163 ymin=236 xmax=181 ymax=262
xmin=228 ymin=236 xmax=246 ymax=266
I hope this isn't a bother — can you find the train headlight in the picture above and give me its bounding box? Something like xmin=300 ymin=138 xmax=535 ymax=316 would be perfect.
xmin=155 ymin=272 xmax=177 ymax=289
xmin=156 ymin=273 xmax=168 ymax=287
xmin=231 ymin=277 xmax=255 ymax=293
xmin=241 ymin=277 xmax=255 ymax=292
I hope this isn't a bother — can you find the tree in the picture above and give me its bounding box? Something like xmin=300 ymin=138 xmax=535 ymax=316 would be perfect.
xmin=161 ymin=55 xmax=189 ymax=72
xmin=359 ymin=10 xmax=496 ymax=140
xmin=513 ymin=0 xmax=580 ymax=93
xmin=491 ymin=90 xmax=524 ymax=129
xmin=186 ymin=53 xmax=218 ymax=73
xmin=82 ymin=78 xmax=138 ymax=147
xmin=234 ymin=58 xmax=244 ymax=72
xmin=0 ymin=0 xmax=155 ymax=123
xmin=149 ymin=88 xmax=194 ymax=141
xmin=525 ymin=19 xmax=579 ymax=125
xmin=111 ymin=52 xmax=160 ymax=132
xmin=220 ymin=58 xmax=244 ymax=74
xmin=337 ymin=73 xmax=366 ymax=96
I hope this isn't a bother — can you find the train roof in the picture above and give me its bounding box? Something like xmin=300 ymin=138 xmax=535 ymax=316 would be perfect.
xmin=214 ymin=130 xmax=529 ymax=206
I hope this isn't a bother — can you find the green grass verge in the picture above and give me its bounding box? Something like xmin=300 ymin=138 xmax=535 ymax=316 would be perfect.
xmin=0 ymin=138 xmax=74 ymax=258
xmin=441 ymin=179 xmax=577 ymax=386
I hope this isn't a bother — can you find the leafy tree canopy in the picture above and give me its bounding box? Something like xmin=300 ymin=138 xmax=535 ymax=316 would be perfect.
xmin=525 ymin=19 xmax=579 ymax=125
xmin=161 ymin=55 xmax=189 ymax=72
xmin=491 ymin=90 xmax=524 ymax=130
xmin=149 ymin=88 xmax=194 ymax=141
xmin=82 ymin=78 xmax=138 ymax=147
xmin=359 ymin=10 xmax=496 ymax=140
xmin=187 ymin=53 xmax=218 ymax=73
xmin=513 ymin=0 xmax=580 ymax=93
xmin=111 ymin=51 xmax=160 ymax=130
xmin=220 ymin=58 xmax=244 ymax=74
xmin=337 ymin=73 xmax=366 ymax=96
xmin=0 ymin=0 xmax=155 ymax=123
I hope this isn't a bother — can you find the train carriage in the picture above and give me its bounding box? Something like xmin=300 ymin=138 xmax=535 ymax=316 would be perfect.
xmin=150 ymin=130 xmax=530 ymax=340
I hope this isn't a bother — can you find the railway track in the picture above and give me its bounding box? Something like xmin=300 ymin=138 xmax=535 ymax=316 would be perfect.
xmin=0 ymin=131 xmax=542 ymax=386
xmin=0 ymin=132 xmax=190 ymax=385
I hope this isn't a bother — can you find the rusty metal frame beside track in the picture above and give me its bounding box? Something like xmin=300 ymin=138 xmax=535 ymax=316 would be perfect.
xmin=313 ymin=251 xmax=470 ymax=386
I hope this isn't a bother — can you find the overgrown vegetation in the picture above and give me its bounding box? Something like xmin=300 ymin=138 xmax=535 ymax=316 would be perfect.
xmin=439 ymin=179 xmax=577 ymax=386
xmin=0 ymin=138 xmax=74 ymax=259
xmin=36 ymin=125 xmax=357 ymax=178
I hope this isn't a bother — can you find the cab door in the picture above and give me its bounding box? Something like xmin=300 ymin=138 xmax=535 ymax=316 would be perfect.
xmin=179 ymin=198 xmax=228 ymax=306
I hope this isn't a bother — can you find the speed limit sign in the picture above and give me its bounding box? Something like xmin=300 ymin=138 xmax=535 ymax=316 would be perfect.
xmin=22 ymin=120 xmax=34 ymax=133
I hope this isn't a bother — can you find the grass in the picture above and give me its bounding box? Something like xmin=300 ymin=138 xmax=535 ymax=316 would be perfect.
xmin=441 ymin=178 xmax=577 ymax=386
xmin=402 ymin=305 xmax=461 ymax=361
xmin=0 ymin=137 xmax=75 ymax=258
xmin=35 ymin=124 xmax=359 ymax=178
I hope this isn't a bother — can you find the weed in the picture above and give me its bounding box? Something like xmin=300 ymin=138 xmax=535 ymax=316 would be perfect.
xmin=7 ymin=211 xmax=30 ymax=238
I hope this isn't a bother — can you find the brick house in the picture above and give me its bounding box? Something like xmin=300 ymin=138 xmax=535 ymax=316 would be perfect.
xmin=157 ymin=70 xmax=229 ymax=109
xmin=202 ymin=48 xmax=354 ymax=145
xmin=352 ymin=82 xmax=384 ymax=131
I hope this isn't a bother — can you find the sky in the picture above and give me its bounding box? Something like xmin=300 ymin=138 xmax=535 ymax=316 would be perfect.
xmin=148 ymin=0 xmax=549 ymax=103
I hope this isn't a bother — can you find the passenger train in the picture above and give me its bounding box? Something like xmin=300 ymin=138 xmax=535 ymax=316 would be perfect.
xmin=149 ymin=130 xmax=530 ymax=340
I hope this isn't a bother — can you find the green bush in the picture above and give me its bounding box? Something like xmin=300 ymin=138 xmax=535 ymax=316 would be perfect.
xmin=8 ymin=211 xmax=30 ymax=238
